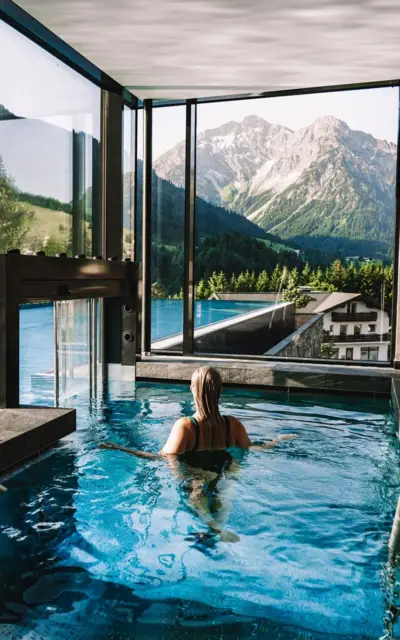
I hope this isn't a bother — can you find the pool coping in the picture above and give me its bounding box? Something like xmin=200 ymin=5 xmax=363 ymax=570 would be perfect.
xmin=137 ymin=355 xmax=398 ymax=398
xmin=0 ymin=406 xmax=76 ymax=475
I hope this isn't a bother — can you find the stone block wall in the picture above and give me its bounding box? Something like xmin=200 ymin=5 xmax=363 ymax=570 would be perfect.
xmin=265 ymin=314 xmax=324 ymax=359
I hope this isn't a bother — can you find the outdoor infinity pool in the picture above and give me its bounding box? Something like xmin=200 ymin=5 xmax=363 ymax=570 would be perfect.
xmin=0 ymin=382 xmax=399 ymax=639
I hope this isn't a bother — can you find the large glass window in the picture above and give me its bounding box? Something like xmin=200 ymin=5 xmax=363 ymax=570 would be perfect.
xmin=151 ymin=105 xmax=186 ymax=350
xmin=181 ymin=87 xmax=397 ymax=361
xmin=0 ymin=20 xmax=100 ymax=257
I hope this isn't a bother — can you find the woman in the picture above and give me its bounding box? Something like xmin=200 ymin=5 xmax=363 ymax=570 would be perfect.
xmin=100 ymin=367 xmax=296 ymax=541
xmin=100 ymin=366 xmax=296 ymax=458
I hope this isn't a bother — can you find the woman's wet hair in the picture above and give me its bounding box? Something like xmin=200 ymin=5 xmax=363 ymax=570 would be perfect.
xmin=191 ymin=367 xmax=225 ymax=447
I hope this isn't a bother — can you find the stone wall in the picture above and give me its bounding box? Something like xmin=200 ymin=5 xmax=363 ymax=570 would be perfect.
xmin=265 ymin=314 xmax=324 ymax=359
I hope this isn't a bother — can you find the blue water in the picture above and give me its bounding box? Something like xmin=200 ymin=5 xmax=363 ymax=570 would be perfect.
xmin=151 ymin=299 xmax=271 ymax=342
xmin=0 ymin=383 xmax=399 ymax=639
xmin=19 ymin=301 xmax=272 ymax=403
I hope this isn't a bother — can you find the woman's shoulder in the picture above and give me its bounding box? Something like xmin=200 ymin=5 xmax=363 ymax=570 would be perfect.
xmin=224 ymin=415 xmax=245 ymax=429
xmin=172 ymin=416 xmax=196 ymax=432
xmin=224 ymin=415 xmax=251 ymax=447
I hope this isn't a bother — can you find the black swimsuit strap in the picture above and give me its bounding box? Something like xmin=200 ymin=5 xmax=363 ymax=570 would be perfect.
xmin=189 ymin=416 xmax=200 ymax=451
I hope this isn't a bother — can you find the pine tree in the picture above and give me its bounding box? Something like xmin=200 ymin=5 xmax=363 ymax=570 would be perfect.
xmin=256 ymin=270 xmax=269 ymax=292
xmin=195 ymin=279 xmax=210 ymax=299
xmin=229 ymin=273 xmax=238 ymax=292
xmin=288 ymin=267 xmax=299 ymax=289
xmin=300 ymin=262 xmax=311 ymax=285
xmin=270 ymin=265 xmax=283 ymax=291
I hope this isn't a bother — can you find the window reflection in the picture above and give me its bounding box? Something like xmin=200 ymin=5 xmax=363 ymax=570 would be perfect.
xmin=0 ymin=20 xmax=100 ymax=256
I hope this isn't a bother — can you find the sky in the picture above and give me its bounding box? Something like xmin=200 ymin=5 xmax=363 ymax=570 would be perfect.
xmin=1 ymin=19 xmax=399 ymax=193
xmin=151 ymin=87 xmax=399 ymax=159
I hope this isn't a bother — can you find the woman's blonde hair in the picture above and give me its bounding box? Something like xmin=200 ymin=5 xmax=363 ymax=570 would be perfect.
xmin=191 ymin=366 xmax=225 ymax=448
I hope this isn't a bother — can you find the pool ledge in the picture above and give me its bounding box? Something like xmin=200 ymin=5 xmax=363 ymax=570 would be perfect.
xmin=137 ymin=355 xmax=398 ymax=397
xmin=0 ymin=407 xmax=76 ymax=474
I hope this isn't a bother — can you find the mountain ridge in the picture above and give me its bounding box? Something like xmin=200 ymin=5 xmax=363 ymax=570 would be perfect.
xmin=154 ymin=114 xmax=397 ymax=257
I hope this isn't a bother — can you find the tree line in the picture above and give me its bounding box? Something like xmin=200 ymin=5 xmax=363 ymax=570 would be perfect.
xmin=152 ymin=260 xmax=393 ymax=309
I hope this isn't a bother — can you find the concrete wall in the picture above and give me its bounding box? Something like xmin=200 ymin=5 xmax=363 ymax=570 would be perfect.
xmin=265 ymin=314 xmax=324 ymax=358
xmin=152 ymin=302 xmax=295 ymax=356
xmin=194 ymin=301 xmax=295 ymax=355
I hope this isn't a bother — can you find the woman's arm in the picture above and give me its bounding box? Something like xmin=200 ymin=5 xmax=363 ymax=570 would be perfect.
xmin=250 ymin=434 xmax=298 ymax=450
xmin=229 ymin=417 xmax=297 ymax=450
xmin=99 ymin=442 xmax=161 ymax=459
xmin=99 ymin=418 xmax=191 ymax=460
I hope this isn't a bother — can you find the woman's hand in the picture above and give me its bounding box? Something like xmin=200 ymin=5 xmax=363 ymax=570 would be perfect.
xmin=99 ymin=442 xmax=117 ymax=450
xmin=276 ymin=434 xmax=298 ymax=441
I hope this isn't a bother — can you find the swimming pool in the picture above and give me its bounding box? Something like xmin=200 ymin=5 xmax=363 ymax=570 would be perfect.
xmin=0 ymin=382 xmax=399 ymax=639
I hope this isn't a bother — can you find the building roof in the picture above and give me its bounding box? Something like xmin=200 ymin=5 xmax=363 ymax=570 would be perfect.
xmin=300 ymin=292 xmax=361 ymax=314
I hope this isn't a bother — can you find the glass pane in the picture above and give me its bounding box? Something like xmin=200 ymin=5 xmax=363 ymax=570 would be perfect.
xmin=183 ymin=88 xmax=398 ymax=361
xmin=123 ymin=105 xmax=135 ymax=260
xmin=151 ymin=105 xmax=186 ymax=349
xmin=56 ymin=299 xmax=102 ymax=403
xmin=0 ymin=21 xmax=100 ymax=257
xmin=19 ymin=302 xmax=55 ymax=405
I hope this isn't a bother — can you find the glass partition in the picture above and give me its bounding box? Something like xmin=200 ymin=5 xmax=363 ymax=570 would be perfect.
xmin=151 ymin=105 xmax=186 ymax=350
xmin=0 ymin=20 xmax=101 ymax=257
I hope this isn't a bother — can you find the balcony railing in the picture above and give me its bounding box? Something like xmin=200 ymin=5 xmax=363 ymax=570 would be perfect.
xmin=331 ymin=311 xmax=378 ymax=322
xmin=324 ymin=333 xmax=389 ymax=343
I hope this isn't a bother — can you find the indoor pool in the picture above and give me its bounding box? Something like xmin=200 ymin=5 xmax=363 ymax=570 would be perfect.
xmin=0 ymin=383 xmax=399 ymax=639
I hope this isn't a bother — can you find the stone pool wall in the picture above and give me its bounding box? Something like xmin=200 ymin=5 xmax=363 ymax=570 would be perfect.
xmin=265 ymin=315 xmax=324 ymax=359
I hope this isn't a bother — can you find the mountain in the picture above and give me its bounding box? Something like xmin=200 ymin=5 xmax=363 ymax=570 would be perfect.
xmin=133 ymin=159 xmax=269 ymax=245
xmin=154 ymin=115 xmax=397 ymax=257
xmin=155 ymin=114 xmax=292 ymax=209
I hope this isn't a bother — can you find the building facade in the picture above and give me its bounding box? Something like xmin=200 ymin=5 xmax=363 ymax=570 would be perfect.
xmin=323 ymin=299 xmax=390 ymax=362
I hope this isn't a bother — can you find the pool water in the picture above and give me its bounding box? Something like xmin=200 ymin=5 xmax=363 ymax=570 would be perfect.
xmin=0 ymin=383 xmax=399 ymax=639
xmin=19 ymin=300 xmax=272 ymax=403
xmin=151 ymin=299 xmax=272 ymax=342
